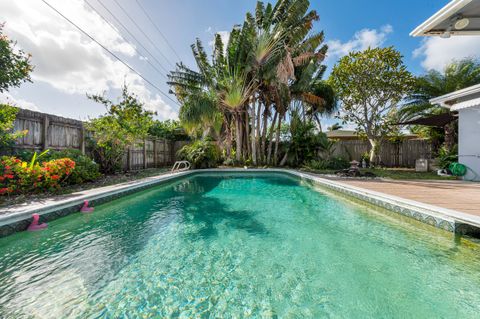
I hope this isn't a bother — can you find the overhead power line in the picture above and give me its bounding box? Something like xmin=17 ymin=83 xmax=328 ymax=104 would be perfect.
xmin=91 ymin=0 xmax=170 ymax=75
xmin=84 ymin=0 xmax=167 ymax=79
xmin=111 ymin=0 xmax=175 ymax=68
xmin=134 ymin=0 xmax=182 ymax=62
xmin=40 ymin=0 xmax=179 ymax=106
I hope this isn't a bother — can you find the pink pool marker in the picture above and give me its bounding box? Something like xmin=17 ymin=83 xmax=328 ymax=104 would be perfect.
xmin=27 ymin=213 xmax=48 ymax=231
xmin=80 ymin=200 xmax=94 ymax=213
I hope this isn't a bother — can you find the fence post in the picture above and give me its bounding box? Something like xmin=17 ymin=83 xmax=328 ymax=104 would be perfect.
xmin=163 ymin=139 xmax=167 ymax=166
xmin=127 ymin=147 xmax=132 ymax=171
xmin=42 ymin=115 xmax=49 ymax=151
xmin=153 ymin=139 xmax=158 ymax=168
xmin=143 ymin=138 xmax=147 ymax=169
xmin=80 ymin=125 xmax=85 ymax=154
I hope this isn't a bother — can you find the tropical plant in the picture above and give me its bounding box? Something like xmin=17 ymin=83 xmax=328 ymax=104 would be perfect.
xmin=400 ymin=58 xmax=480 ymax=152
xmin=177 ymin=140 xmax=221 ymax=169
xmin=0 ymin=104 xmax=27 ymax=148
xmin=304 ymin=157 xmax=349 ymax=171
xmin=86 ymin=85 xmax=155 ymax=173
xmin=329 ymin=47 xmax=414 ymax=164
xmin=149 ymin=119 xmax=189 ymax=141
xmin=0 ymin=23 xmax=33 ymax=93
xmin=168 ymin=0 xmax=335 ymax=167
xmin=436 ymin=144 xmax=458 ymax=170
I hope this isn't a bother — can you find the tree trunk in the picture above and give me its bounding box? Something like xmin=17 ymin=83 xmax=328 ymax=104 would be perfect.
xmin=260 ymin=107 xmax=268 ymax=164
xmin=251 ymin=102 xmax=257 ymax=165
xmin=444 ymin=121 xmax=456 ymax=152
xmin=267 ymin=111 xmax=278 ymax=165
xmin=368 ymin=138 xmax=378 ymax=166
xmin=235 ymin=113 xmax=242 ymax=162
xmin=225 ymin=120 xmax=232 ymax=158
xmin=279 ymin=149 xmax=288 ymax=166
xmin=256 ymin=101 xmax=262 ymax=164
xmin=314 ymin=114 xmax=322 ymax=132
xmin=274 ymin=114 xmax=282 ymax=166
xmin=245 ymin=108 xmax=251 ymax=159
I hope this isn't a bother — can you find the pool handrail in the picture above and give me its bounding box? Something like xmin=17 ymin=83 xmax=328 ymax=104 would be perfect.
xmin=171 ymin=161 xmax=191 ymax=172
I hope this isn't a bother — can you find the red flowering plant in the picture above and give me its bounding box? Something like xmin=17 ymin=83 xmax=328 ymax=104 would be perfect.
xmin=0 ymin=156 xmax=75 ymax=195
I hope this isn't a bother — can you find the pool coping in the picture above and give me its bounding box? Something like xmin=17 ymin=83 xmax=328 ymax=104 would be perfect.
xmin=0 ymin=168 xmax=479 ymax=237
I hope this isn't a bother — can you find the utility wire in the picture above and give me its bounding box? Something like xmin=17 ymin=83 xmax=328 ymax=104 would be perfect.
xmin=92 ymin=0 xmax=170 ymax=75
xmin=134 ymin=0 xmax=182 ymax=62
xmin=111 ymin=0 xmax=175 ymax=68
xmin=40 ymin=0 xmax=179 ymax=106
xmin=84 ymin=0 xmax=167 ymax=79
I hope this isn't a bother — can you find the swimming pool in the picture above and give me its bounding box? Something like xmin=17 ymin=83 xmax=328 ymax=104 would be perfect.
xmin=1 ymin=172 xmax=480 ymax=317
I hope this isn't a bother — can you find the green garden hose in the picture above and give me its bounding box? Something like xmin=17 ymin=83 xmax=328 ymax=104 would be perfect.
xmin=449 ymin=162 xmax=467 ymax=177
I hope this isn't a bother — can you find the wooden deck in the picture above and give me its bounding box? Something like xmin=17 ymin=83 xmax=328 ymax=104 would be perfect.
xmin=325 ymin=178 xmax=480 ymax=216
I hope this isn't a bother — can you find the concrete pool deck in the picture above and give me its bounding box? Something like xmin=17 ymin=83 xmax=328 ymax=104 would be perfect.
xmin=321 ymin=177 xmax=480 ymax=217
xmin=0 ymin=168 xmax=479 ymax=237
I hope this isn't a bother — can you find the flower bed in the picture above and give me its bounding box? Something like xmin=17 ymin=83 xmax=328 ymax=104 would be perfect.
xmin=0 ymin=156 xmax=75 ymax=195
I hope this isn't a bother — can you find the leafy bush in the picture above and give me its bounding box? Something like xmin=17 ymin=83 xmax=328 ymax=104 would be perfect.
xmin=45 ymin=149 xmax=101 ymax=184
xmin=0 ymin=104 xmax=27 ymax=148
xmin=177 ymin=140 xmax=220 ymax=169
xmin=305 ymin=157 xmax=350 ymax=171
xmin=86 ymin=85 xmax=155 ymax=174
xmin=149 ymin=119 xmax=189 ymax=140
xmin=0 ymin=156 xmax=75 ymax=195
xmin=436 ymin=145 xmax=458 ymax=169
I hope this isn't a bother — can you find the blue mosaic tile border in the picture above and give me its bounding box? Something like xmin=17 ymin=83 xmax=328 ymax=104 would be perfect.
xmin=296 ymin=175 xmax=456 ymax=232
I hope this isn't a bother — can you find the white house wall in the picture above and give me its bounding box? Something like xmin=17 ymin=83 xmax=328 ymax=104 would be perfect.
xmin=458 ymin=106 xmax=480 ymax=181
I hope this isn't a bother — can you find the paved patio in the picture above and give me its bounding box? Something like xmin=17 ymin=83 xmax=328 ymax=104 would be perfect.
xmin=326 ymin=178 xmax=480 ymax=217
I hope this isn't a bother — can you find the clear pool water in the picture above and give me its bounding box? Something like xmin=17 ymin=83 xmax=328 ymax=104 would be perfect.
xmin=1 ymin=172 xmax=480 ymax=318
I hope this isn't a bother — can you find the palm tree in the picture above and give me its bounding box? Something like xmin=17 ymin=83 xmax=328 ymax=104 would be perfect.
xmin=167 ymin=0 xmax=335 ymax=166
xmin=400 ymin=58 xmax=480 ymax=151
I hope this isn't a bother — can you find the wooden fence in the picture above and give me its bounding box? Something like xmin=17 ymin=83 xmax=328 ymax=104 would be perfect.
xmin=7 ymin=108 xmax=189 ymax=171
xmin=331 ymin=139 xmax=433 ymax=167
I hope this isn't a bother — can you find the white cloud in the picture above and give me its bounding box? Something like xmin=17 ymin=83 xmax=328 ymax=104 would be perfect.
xmin=0 ymin=92 xmax=40 ymax=111
xmin=0 ymin=0 xmax=176 ymax=120
xmin=326 ymin=25 xmax=393 ymax=61
xmin=413 ymin=36 xmax=480 ymax=71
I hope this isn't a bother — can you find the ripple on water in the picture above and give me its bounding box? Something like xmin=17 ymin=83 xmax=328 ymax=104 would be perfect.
xmin=1 ymin=173 xmax=480 ymax=318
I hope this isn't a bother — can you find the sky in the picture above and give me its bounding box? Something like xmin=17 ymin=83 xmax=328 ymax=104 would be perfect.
xmin=1 ymin=0 xmax=480 ymax=126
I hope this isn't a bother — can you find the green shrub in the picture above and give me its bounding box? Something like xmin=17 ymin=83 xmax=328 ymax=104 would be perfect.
xmin=305 ymin=157 xmax=349 ymax=170
xmin=45 ymin=149 xmax=101 ymax=184
xmin=436 ymin=145 xmax=458 ymax=169
xmin=177 ymin=140 xmax=220 ymax=169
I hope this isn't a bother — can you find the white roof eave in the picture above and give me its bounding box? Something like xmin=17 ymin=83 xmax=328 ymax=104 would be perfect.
xmin=450 ymin=97 xmax=480 ymax=111
xmin=410 ymin=0 xmax=473 ymax=37
xmin=429 ymin=83 xmax=480 ymax=108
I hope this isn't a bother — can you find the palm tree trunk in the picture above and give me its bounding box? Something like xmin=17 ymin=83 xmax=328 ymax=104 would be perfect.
xmin=274 ymin=114 xmax=282 ymax=166
xmin=267 ymin=111 xmax=278 ymax=164
xmin=235 ymin=113 xmax=242 ymax=162
xmin=245 ymin=108 xmax=251 ymax=158
xmin=260 ymin=107 xmax=268 ymax=163
xmin=225 ymin=120 xmax=232 ymax=158
xmin=256 ymin=101 xmax=262 ymax=163
xmin=251 ymin=101 xmax=257 ymax=165
xmin=314 ymin=114 xmax=322 ymax=132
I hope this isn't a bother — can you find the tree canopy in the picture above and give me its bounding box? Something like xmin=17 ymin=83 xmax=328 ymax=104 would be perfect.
xmin=86 ymin=86 xmax=155 ymax=173
xmin=0 ymin=23 xmax=33 ymax=93
xmin=329 ymin=46 xmax=414 ymax=163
